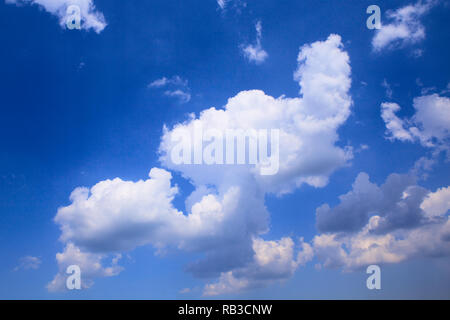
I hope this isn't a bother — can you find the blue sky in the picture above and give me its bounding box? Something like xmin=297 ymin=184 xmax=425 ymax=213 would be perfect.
xmin=0 ymin=0 xmax=449 ymax=299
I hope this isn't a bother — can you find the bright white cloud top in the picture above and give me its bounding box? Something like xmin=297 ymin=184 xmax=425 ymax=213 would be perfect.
xmin=242 ymin=21 xmax=269 ymax=64
xmin=217 ymin=0 xmax=228 ymax=10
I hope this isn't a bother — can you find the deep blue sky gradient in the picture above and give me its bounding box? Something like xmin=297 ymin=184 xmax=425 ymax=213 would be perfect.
xmin=0 ymin=0 xmax=449 ymax=299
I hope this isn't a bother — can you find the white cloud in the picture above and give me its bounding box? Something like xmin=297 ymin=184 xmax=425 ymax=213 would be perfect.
xmin=47 ymin=243 xmax=123 ymax=291
xmin=51 ymin=34 xmax=353 ymax=294
xmin=164 ymin=90 xmax=191 ymax=104
xmin=161 ymin=34 xmax=352 ymax=195
xmin=381 ymin=102 xmax=415 ymax=142
xmin=179 ymin=287 xmax=191 ymax=294
xmin=381 ymin=94 xmax=450 ymax=154
xmin=312 ymin=172 xmax=450 ymax=271
xmin=382 ymin=79 xmax=393 ymax=98
xmin=372 ymin=0 xmax=435 ymax=52
xmin=242 ymin=21 xmax=268 ymax=64
xmin=203 ymin=237 xmax=313 ymax=296
xmin=148 ymin=75 xmax=191 ymax=104
xmin=14 ymin=256 xmax=41 ymax=271
xmin=313 ymin=215 xmax=450 ymax=270
xmin=5 ymin=0 xmax=107 ymax=33
xmin=148 ymin=76 xmax=188 ymax=88
xmin=421 ymin=186 xmax=450 ymax=218
xmin=316 ymin=172 xmax=430 ymax=233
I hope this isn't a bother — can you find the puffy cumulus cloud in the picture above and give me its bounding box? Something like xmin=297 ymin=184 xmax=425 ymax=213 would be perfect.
xmin=203 ymin=271 xmax=249 ymax=296
xmin=381 ymin=94 xmax=450 ymax=155
xmin=47 ymin=243 xmax=123 ymax=291
xmin=372 ymin=0 xmax=436 ymax=52
xmin=51 ymin=34 xmax=353 ymax=294
xmin=5 ymin=0 xmax=106 ymax=33
xmin=313 ymin=216 xmax=450 ymax=271
xmin=217 ymin=0 xmax=246 ymax=13
xmin=311 ymin=173 xmax=450 ymax=271
xmin=160 ymin=34 xmax=353 ymax=195
xmin=241 ymin=21 xmax=268 ymax=64
xmin=14 ymin=256 xmax=41 ymax=271
xmin=203 ymin=237 xmax=313 ymax=296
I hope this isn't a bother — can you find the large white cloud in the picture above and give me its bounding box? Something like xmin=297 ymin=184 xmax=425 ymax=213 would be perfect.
xmin=50 ymin=34 xmax=353 ymax=293
xmin=5 ymin=0 xmax=106 ymax=33
xmin=371 ymin=0 xmax=435 ymax=52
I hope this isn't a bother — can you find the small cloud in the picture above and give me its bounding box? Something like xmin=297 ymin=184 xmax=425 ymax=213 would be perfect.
xmin=148 ymin=77 xmax=169 ymax=88
xmin=382 ymin=79 xmax=393 ymax=99
xmin=164 ymin=90 xmax=191 ymax=104
xmin=371 ymin=0 xmax=436 ymax=52
xmin=217 ymin=0 xmax=228 ymax=10
xmin=14 ymin=256 xmax=41 ymax=271
xmin=355 ymin=144 xmax=370 ymax=154
xmin=241 ymin=21 xmax=268 ymax=64
xmin=441 ymin=82 xmax=450 ymax=95
xmin=217 ymin=0 xmax=247 ymax=13
xmin=381 ymin=93 xmax=450 ymax=156
xmin=5 ymin=0 xmax=107 ymax=33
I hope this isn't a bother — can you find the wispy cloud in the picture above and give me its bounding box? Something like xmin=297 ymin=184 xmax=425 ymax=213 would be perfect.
xmin=242 ymin=21 xmax=269 ymax=64
xmin=381 ymin=93 xmax=450 ymax=155
xmin=51 ymin=34 xmax=353 ymax=294
xmin=382 ymin=79 xmax=393 ymax=99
